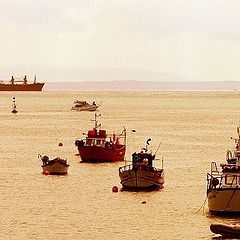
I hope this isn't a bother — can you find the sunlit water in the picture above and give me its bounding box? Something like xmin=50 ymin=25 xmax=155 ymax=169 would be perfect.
xmin=1 ymin=91 xmax=240 ymax=240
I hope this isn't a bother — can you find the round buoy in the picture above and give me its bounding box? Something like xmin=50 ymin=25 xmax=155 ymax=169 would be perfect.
xmin=44 ymin=171 xmax=49 ymax=176
xmin=141 ymin=201 xmax=146 ymax=204
xmin=112 ymin=186 xmax=118 ymax=192
xmin=58 ymin=142 xmax=63 ymax=146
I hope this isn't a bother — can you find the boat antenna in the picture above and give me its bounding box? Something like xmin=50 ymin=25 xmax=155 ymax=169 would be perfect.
xmin=154 ymin=141 xmax=162 ymax=156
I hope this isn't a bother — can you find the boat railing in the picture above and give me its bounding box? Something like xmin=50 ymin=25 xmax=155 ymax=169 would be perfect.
xmin=207 ymin=173 xmax=240 ymax=190
xmin=119 ymin=164 xmax=163 ymax=173
xmin=210 ymin=162 xmax=220 ymax=175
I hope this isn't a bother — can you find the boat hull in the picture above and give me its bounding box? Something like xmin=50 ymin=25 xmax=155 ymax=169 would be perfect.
xmin=77 ymin=145 xmax=126 ymax=162
xmin=119 ymin=169 xmax=164 ymax=189
xmin=71 ymin=106 xmax=99 ymax=111
xmin=208 ymin=188 xmax=240 ymax=213
xmin=210 ymin=223 xmax=240 ymax=237
xmin=42 ymin=162 xmax=69 ymax=175
xmin=0 ymin=83 xmax=44 ymax=91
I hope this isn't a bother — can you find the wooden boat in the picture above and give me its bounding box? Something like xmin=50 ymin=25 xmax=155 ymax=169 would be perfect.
xmin=75 ymin=114 xmax=126 ymax=162
xmin=207 ymin=126 xmax=240 ymax=213
xmin=71 ymin=100 xmax=99 ymax=111
xmin=0 ymin=75 xmax=44 ymax=91
xmin=119 ymin=139 xmax=164 ymax=189
xmin=39 ymin=155 xmax=70 ymax=175
xmin=210 ymin=223 xmax=240 ymax=238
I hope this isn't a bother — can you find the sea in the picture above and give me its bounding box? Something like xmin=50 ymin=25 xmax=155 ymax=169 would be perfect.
xmin=1 ymin=90 xmax=240 ymax=240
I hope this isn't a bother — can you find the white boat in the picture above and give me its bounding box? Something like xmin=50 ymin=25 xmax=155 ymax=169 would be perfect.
xmin=71 ymin=100 xmax=99 ymax=111
xmin=119 ymin=139 xmax=164 ymax=189
xmin=210 ymin=223 xmax=240 ymax=238
xmin=39 ymin=155 xmax=70 ymax=175
xmin=207 ymin=127 xmax=240 ymax=213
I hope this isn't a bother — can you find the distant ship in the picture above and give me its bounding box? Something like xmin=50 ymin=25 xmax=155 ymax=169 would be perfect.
xmin=0 ymin=75 xmax=44 ymax=91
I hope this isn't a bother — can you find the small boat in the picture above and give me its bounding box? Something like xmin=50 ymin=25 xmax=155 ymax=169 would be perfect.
xmin=75 ymin=114 xmax=126 ymax=162
xmin=210 ymin=223 xmax=240 ymax=238
xmin=39 ymin=155 xmax=70 ymax=175
xmin=119 ymin=139 xmax=164 ymax=189
xmin=71 ymin=100 xmax=99 ymax=111
xmin=12 ymin=97 xmax=17 ymax=114
xmin=207 ymin=126 xmax=240 ymax=213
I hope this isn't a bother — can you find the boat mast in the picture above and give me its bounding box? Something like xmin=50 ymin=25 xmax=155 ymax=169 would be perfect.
xmin=92 ymin=113 xmax=101 ymax=130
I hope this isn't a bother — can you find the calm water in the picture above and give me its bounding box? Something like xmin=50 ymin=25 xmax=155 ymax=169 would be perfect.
xmin=1 ymin=91 xmax=240 ymax=240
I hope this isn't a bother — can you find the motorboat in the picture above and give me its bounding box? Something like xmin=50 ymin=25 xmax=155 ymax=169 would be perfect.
xmin=207 ymin=127 xmax=240 ymax=213
xmin=39 ymin=155 xmax=70 ymax=175
xmin=210 ymin=223 xmax=240 ymax=238
xmin=71 ymin=100 xmax=99 ymax=111
xmin=75 ymin=114 xmax=126 ymax=162
xmin=119 ymin=139 xmax=164 ymax=189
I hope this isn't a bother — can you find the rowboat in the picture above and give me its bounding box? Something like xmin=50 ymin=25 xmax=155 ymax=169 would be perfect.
xmin=39 ymin=155 xmax=70 ymax=175
xmin=210 ymin=223 xmax=240 ymax=238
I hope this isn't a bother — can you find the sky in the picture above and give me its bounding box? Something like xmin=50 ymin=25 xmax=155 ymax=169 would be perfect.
xmin=0 ymin=0 xmax=240 ymax=81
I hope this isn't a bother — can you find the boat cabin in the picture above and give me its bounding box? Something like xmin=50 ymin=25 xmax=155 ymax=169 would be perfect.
xmin=208 ymin=161 xmax=240 ymax=190
xmin=132 ymin=151 xmax=155 ymax=168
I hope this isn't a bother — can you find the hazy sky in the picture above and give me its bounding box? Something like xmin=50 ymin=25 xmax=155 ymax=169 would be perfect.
xmin=1 ymin=0 xmax=240 ymax=81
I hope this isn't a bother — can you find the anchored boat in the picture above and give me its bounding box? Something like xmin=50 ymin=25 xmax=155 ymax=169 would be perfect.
xmin=119 ymin=139 xmax=164 ymax=189
xmin=207 ymin=126 xmax=240 ymax=213
xmin=39 ymin=155 xmax=70 ymax=175
xmin=71 ymin=100 xmax=99 ymax=111
xmin=75 ymin=114 xmax=126 ymax=162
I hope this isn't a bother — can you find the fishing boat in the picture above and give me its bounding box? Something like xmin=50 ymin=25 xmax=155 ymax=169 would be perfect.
xmin=210 ymin=223 xmax=240 ymax=238
xmin=39 ymin=155 xmax=70 ymax=175
xmin=12 ymin=97 xmax=17 ymax=114
xmin=71 ymin=100 xmax=99 ymax=111
xmin=74 ymin=114 xmax=126 ymax=162
xmin=0 ymin=75 xmax=44 ymax=91
xmin=119 ymin=139 xmax=164 ymax=189
xmin=207 ymin=127 xmax=240 ymax=213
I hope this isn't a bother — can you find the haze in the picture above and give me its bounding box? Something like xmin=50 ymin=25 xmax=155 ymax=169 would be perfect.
xmin=0 ymin=0 xmax=240 ymax=82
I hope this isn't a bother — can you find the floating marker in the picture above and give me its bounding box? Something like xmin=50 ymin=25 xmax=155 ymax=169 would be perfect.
xmin=112 ymin=186 xmax=118 ymax=192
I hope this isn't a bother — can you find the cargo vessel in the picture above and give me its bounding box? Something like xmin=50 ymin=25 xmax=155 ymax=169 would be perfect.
xmin=0 ymin=75 xmax=44 ymax=91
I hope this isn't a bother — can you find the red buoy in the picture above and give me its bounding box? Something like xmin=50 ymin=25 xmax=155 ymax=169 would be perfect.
xmin=58 ymin=142 xmax=63 ymax=146
xmin=44 ymin=171 xmax=49 ymax=176
xmin=112 ymin=186 xmax=118 ymax=192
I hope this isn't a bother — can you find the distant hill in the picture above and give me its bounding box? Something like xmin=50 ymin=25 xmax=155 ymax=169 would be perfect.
xmin=44 ymin=80 xmax=240 ymax=91
xmin=1 ymin=66 xmax=239 ymax=91
xmin=0 ymin=66 xmax=189 ymax=82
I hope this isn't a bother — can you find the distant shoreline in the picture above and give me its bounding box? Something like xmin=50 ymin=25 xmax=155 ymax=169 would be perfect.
xmin=44 ymin=80 xmax=240 ymax=91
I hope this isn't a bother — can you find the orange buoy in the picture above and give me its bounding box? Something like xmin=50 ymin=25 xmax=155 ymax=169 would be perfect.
xmin=112 ymin=186 xmax=118 ymax=192
xmin=58 ymin=142 xmax=63 ymax=146
xmin=44 ymin=171 xmax=49 ymax=176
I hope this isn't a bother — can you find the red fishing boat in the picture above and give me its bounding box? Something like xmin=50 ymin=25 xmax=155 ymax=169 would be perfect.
xmin=75 ymin=114 xmax=126 ymax=162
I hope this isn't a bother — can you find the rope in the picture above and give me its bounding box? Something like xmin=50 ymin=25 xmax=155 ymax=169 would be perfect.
xmin=195 ymin=196 xmax=208 ymax=214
